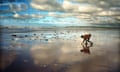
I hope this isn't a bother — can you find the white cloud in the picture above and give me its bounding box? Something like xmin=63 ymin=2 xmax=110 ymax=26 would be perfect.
xmin=87 ymin=16 xmax=117 ymax=24
xmin=62 ymin=0 xmax=101 ymax=13
xmin=78 ymin=4 xmax=99 ymax=13
xmin=10 ymin=3 xmax=28 ymax=11
xmin=70 ymin=0 xmax=120 ymax=8
xmin=62 ymin=0 xmax=78 ymax=12
xmin=30 ymin=14 xmax=44 ymax=18
xmin=13 ymin=13 xmax=44 ymax=19
xmin=42 ymin=12 xmax=74 ymax=18
xmin=75 ymin=14 xmax=91 ymax=19
xmin=114 ymin=16 xmax=120 ymax=20
xmin=48 ymin=12 xmax=58 ymax=17
xmin=1 ymin=0 xmax=119 ymax=25
xmin=95 ymin=11 xmax=120 ymax=16
xmin=30 ymin=0 xmax=63 ymax=11
xmin=13 ymin=13 xmax=20 ymax=18
xmin=0 ymin=3 xmax=28 ymax=14
xmin=30 ymin=0 xmax=101 ymax=13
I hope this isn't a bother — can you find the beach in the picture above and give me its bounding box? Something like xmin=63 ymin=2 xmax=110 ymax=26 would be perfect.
xmin=0 ymin=28 xmax=120 ymax=72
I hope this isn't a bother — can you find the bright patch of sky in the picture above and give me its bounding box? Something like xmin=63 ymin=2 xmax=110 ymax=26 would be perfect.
xmin=0 ymin=0 xmax=120 ymax=27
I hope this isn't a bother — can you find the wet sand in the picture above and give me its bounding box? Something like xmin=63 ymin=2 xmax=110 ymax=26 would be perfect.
xmin=0 ymin=28 xmax=120 ymax=72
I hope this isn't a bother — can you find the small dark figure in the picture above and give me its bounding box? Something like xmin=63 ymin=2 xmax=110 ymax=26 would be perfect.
xmin=80 ymin=33 xmax=93 ymax=54
xmin=81 ymin=33 xmax=91 ymax=44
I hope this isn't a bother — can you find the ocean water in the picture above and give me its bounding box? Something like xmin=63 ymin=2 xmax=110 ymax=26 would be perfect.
xmin=0 ymin=28 xmax=120 ymax=72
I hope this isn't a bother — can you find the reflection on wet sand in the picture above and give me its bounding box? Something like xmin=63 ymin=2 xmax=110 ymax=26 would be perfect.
xmin=0 ymin=29 xmax=120 ymax=72
xmin=80 ymin=40 xmax=93 ymax=54
xmin=0 ymin=50 xmax=17 ymax=70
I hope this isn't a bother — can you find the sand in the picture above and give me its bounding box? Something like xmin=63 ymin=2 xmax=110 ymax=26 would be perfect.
xmin=0 ymin=28 xmax=120 ymax=72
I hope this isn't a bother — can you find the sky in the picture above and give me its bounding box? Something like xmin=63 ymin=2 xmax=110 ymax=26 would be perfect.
xmin=0 ymin=0 xmax=120 ymax=27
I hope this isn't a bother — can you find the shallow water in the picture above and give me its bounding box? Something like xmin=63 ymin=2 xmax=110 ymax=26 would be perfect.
xmin=0 ymin=28 xmax=120 ymax=72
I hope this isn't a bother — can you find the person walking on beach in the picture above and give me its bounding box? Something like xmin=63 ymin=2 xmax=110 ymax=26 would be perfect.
xmin=81 ymin=33 xmax=91 ymax=44
xmin=80 ymin=33 xmax=93 ymax=54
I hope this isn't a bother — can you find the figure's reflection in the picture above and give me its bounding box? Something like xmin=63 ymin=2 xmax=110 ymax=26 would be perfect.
xmin=80 ymin=41 xmax=93 ymax=54
xmin=80 ymin=33 xmax=93 ymax=54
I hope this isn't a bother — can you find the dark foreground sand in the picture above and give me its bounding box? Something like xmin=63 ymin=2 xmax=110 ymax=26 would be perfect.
xmin=0 ymin=28 xmax=120 ymax=72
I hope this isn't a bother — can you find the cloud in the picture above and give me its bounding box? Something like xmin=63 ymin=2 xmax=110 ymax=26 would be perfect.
xmin=13 ymin=13 xmax=44 ymax=19
xmin=9 ymin=3 xmax=28 ymax=11
xmin=47 ymin=12 xmax=92 ymax=21
xmin=62 ymin=0 xmax=78 ymax=12
xmin=87 ymin=16 xmax=117 ymax=24
xmin=95 ymin=11 xmax=120 ymax=16
xmin=114 ymin=16 xmax=120 ymax=20
xmin=48 ymin=12 xmax=74 ymax=18
xmin=75 ymin=14 xmax=91 ymax=19
xmin=70 ymin=0 xmax=120 ymax=8
xmin=30 ymin=0 xmax=101 ymax=13
xmin=29 ymin=0 xmax=119 ymax=25
xmin=1 ymin=0 xmax=119 ymax=25
xmin=48 ymin=12 xmax=58 ymax=17
xmin=30 ymin=0 xmax=63 ymax=11
xmin=0 ymin=13 xmax=44 ymax=19
xmin=0 ymin=3 xmax=28 ymax=14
